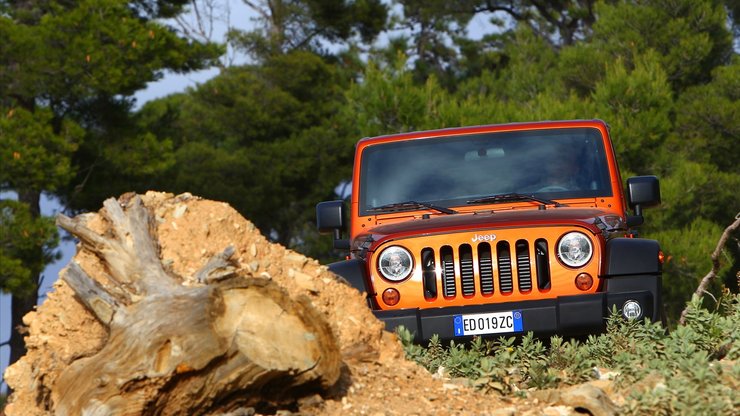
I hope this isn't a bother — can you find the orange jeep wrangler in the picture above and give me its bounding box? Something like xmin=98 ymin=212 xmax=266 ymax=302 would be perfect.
xmin=317 ymin=120 xmax=662 ymax=342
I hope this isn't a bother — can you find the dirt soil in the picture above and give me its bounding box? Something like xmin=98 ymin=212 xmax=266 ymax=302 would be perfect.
xmin=3 ymin=192 xmax=595 ymax=416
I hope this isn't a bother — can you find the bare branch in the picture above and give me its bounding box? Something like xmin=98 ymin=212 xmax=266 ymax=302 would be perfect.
xmin=62 ymin=262 xmax=122 ymax=325
xmin=680 ymin=212 xmax=740 ymax=324
xmin=194 ymin=245 xmax=238 ymax=283
xmin=58 ymin=196 xmax=181 ymax=296
xmin=243 ymin=0 xmax=272 ymax=22
xmin=173 ymin=0 xmax=226 ymax=45
xmin=56 ymin=213 xmax=115 ymax=259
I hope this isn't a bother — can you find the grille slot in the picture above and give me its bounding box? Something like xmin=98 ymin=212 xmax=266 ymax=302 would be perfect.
xmin=516 ymin=240 xmax=532 ymax=292
xmin=459 ymin=244 xmax=475 ymax=296
xmin=535 ymin=239 xmax=551 ymax=290
xmin=422 ymin=248 xmax=437 ymax=299
xmin=441 ymin=246 xmax=456 ymax=297
xmin=478 ymin=243 xmax=494 ymax=295
xmin=497 ymin=241 xmax=513 ymax=294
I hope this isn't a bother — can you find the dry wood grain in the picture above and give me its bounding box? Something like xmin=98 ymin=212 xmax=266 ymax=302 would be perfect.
xmin=51 ymin=195 xmax=341 ymax=415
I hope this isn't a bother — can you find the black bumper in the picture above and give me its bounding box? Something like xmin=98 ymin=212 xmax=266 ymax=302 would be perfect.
xmin=374 ymin=290 xmax=657 ymax=343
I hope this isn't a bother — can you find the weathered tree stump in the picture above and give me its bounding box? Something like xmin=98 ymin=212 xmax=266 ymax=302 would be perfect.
xmin=51 ymin=195 xmax=341 ymax=415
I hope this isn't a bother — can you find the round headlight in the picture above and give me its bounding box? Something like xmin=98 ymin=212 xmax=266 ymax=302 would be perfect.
xmin=557 ymin=232 xmax=593 ymax=268
xmin=378 ymin=246 xmax=413 ymax=282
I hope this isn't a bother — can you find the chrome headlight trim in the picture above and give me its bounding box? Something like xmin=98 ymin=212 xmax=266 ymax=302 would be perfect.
xmin=557 ymin=231 xmax=593 ymax=268
xmin=377 ymin=245 xmax=414 ymax=282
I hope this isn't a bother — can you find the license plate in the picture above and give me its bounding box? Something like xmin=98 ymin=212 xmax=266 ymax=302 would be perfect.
xmin=453 ymin=310 xmax=523 ymax=337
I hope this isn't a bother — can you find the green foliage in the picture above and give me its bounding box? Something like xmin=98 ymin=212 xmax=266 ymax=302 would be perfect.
xmin=229 ymin=0 xmax=387 ymax=60
xmin=342 ymin=58 xmax=452 ymax=136
xmin=398 ymin=293 xmax=740 ymax=414
xmin=646 ymin=152 xmax=740 ymax=301
xmin=590 ymin=0 xmax=732 ymax=92
xmin=0 ymin=106 xmax=82 ymax=192
xmin=655 ymin=58 xmax=740 ymax=290
xmin=591 ymin=52 xmax=673 ymax=174
xmin=653 ymin=161 xmax=739 ymax=229
xmin=612 ymin=294 xmax=740 ymax=415
xmin=176 ymin=52 xmax=345 ymax=148
xmin=131 ymin=51 xmax=354 ymax=249
xmin=649 ymin=218 xmax=729 ymax=321
xmin=471 ymin=27 xmax=564 ymax=102
xmin=105 ymin=132 xmax=176 ymax=176
xmin=0 ymin=0 xmax=221 ymax=104
xmin=0 ymin=106 xmax=69 ymax=299
xmin=0 ymin=0 xmax=221 ymax=204
xmin=387 ymin=0 xmax=474 ymax=86
xmin=672 ymin=57 xmax=740 ymax=174
xmin=0 ymin=200 xmax=59 ymax=296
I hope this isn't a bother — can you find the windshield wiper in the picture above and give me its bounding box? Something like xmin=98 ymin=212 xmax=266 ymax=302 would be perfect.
xmin=466 ymin=193 xmax=564 ymax=207
xmin=367 ymin=201 xmax=458 ymax=215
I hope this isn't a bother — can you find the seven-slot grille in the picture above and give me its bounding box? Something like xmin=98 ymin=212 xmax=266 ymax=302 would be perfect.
xmin=421 ymin=239 xmax=551 ymax=299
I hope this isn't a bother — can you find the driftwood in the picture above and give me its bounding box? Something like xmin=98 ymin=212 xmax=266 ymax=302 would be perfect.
xmin=679 ymin=212 xmax=740 ymax=325
xmin=51 ymin=195 xmax=341 ymax=415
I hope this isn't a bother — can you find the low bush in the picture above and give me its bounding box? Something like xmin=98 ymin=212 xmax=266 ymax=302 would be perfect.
xmin=398 ymin=291 xmax=740 ymax=415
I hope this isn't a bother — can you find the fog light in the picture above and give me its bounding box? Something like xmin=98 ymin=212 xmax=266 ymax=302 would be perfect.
xmin=574 ymin=273 xmax=593 ymax=291
xmin=622 ymin=300 xmax=642 ymax=320
xmin=382 ymin=288 xmax=400 ymax=306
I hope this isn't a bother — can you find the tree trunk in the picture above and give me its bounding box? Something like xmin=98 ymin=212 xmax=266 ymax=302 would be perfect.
xmin=8 ymin=190 xmax=42 ymax=373
xmin=49 ymin=194 xmax=341 ymax=415
xmin=8 ymin=293 xmax=36 ymax=367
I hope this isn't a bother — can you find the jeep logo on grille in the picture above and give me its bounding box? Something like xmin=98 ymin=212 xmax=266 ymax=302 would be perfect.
xmin=471 ymin=233 xmax=497 ymax=243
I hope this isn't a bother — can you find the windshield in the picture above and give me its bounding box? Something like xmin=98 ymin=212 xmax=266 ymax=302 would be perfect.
xmin=359 ymin=127 xmax=612 ymax=215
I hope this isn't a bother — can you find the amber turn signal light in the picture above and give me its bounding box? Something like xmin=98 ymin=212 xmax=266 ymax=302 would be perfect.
xmin=575 ymin=273 xmax=594 ymax=291
xmin=382 ymin=288 xmax=401 ymax=306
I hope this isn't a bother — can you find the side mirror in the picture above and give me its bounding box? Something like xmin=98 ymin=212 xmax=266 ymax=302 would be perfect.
xmin=316 ymin=200 xmax=350 ymax=249
xmin=626 ymin=176 xmax=660 ymax=227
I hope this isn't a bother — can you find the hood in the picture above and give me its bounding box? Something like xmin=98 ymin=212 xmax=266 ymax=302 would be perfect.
xmin=356 ymin=207 xmax=615 ymax=248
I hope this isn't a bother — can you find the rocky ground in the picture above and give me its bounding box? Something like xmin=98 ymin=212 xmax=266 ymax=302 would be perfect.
xmin=3 ymin=192 xmax=621 ymax=416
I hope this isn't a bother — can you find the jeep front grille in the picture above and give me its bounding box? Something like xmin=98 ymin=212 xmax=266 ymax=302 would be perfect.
xmin=422 ymin=239 xmax=551 ymax=299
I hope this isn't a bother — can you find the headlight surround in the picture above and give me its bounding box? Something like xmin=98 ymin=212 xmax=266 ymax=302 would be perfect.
xmin=377 ymin=245 xmax=413 ymax=282
xmin=557 ymin=232 xmax=593 ymax=268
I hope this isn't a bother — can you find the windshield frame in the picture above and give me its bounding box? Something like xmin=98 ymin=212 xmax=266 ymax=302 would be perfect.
xmin=356 ymin=127 xmax=614 ymax=216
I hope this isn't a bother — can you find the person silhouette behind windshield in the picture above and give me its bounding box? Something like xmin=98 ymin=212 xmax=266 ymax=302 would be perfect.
xmin=536 ymin=144 xmax=582 ymax=192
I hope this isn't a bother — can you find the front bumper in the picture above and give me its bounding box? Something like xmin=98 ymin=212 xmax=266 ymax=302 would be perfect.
xmin=374 ymin=290 xmax=657 ymax=343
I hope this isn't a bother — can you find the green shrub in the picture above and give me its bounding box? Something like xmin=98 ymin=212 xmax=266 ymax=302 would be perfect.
xmin=397 ymin=292 xmax=740 ymax=414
